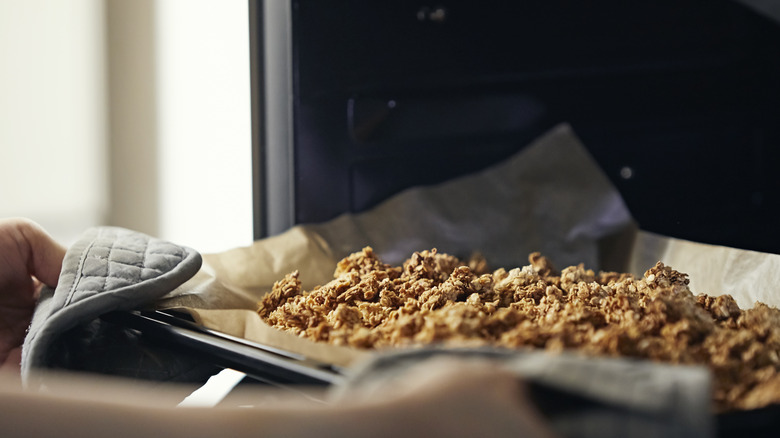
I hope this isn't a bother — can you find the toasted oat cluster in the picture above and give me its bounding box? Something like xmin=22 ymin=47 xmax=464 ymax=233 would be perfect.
xmin=258 ymin=247 xmax=780 ymax=412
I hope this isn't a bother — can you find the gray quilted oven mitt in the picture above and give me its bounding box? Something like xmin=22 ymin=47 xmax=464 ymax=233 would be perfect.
xmin=21 ymin=227 xmax=206 ymax=387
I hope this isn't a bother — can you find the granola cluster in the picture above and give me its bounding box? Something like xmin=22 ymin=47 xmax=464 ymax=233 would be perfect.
xmin=258 ymin=247 xmax=780 ymax=412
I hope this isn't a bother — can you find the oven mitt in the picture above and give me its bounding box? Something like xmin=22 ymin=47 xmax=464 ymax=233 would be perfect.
xmin=21 ymin=226 xmax=208 ymax=387
xmin=330 ymin=348 xmax=714 ymax=438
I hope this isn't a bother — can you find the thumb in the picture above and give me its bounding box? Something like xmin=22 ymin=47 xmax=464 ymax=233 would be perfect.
xmin=15 ymin=219 xmax=66 ymax=288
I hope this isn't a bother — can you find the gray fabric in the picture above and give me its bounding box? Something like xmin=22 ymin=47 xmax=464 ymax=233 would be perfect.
xmin=21 ymin=227 xmax=203 ymax=386
xmin=331 ymin=348 xmax=714 ymax=438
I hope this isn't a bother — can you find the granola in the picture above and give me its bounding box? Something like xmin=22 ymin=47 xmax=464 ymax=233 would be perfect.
xmin=258 ymin=247 xmax=780 ymax=412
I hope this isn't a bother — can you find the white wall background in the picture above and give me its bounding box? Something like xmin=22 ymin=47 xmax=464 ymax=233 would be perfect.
xmin=0 ymin=0 xmax=253 ymax=252
xmin=0 ymin=0 xmax=108 ymax=245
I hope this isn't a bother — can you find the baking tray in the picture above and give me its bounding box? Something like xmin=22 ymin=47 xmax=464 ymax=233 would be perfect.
xmin=104 ymin=309 xmax=779 ymax=436
xmin=101 ymin=310 xmax=345 ymax=387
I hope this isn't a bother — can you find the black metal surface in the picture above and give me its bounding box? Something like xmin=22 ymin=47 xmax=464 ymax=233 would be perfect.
xmin=716 ymin=403 xmax=780 ymax=438
xmin=252 ymin=0 xmax=780 ymax=254
xmin=249 ymin=0 xmax=267 ymax=238
xmin=102 ymin=310 xmax=345 ymax=387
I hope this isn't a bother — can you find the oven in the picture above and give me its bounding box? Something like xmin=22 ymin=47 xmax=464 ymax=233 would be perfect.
xmin=251 ymin=0 xmax=780 ymax=255
xmin=241 ymin=2 xmax=780 ymax=434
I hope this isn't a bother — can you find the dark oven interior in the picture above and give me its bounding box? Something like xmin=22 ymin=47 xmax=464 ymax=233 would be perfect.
xmin=252 ymin=0 xmax=780 ymax=254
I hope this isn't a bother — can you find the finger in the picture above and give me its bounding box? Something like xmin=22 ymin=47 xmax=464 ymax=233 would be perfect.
xmin=32 ymin=278 xmax=44 ymax=300
xmin=0 ymin=346 xmax=22 ymax=373
xmin=391 ymin=356 xmax=512 ymax=399
xmin=16 ymin=219 xmax=66 ymax=288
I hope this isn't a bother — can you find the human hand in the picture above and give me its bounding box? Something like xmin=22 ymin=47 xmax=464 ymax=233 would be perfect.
xmin=0 ymin=218 xmax=65 ymax=368
xmin=330 ymin=356 xmax=559 ymax=438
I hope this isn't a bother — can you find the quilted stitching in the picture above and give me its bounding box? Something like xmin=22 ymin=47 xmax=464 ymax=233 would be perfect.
xmin=21 ymin=226 xmax=202 ymax=385
xmin=65 ymin=230 xmax=189 ymax=305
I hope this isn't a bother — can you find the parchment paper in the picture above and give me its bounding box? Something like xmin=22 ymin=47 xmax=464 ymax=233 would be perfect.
xmin=630 ymin=231 xmax=780 ymax=310
xmin=157 ymin=123 xmax=780 ymax=368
